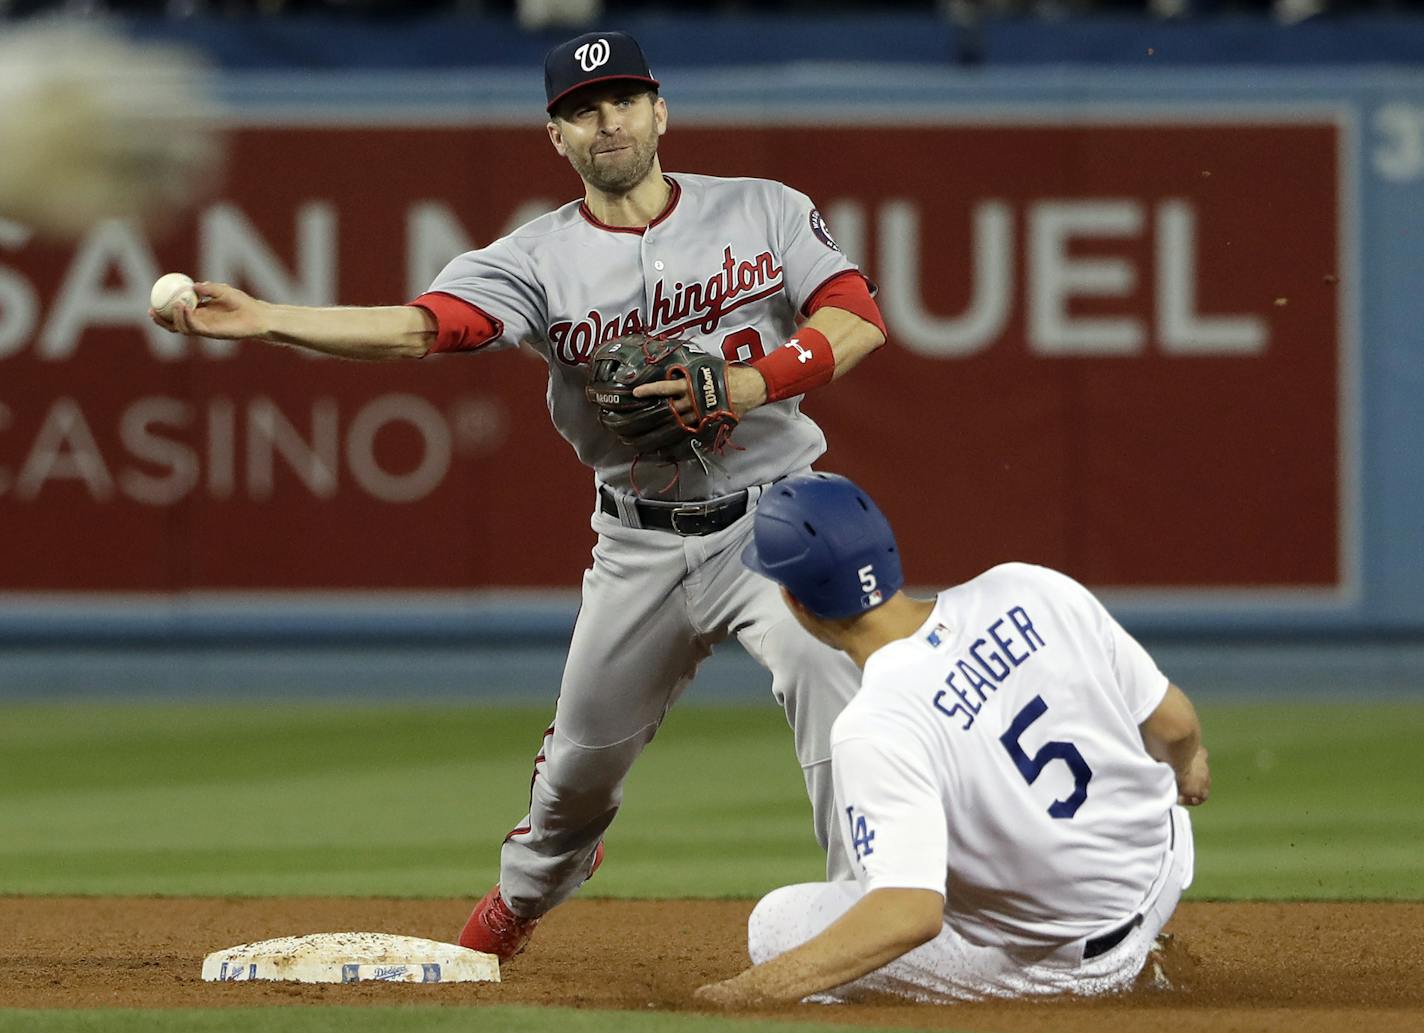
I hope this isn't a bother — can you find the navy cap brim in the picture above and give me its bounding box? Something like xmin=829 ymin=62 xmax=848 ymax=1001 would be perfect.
xmin=546 ymin=74 xmax=661 ymax=114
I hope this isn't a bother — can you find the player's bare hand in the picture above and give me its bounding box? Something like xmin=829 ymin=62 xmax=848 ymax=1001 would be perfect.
xmin=149 ymin=281 xmax=268 ymax=340
xmin=1177 ymin=746 xmax=1210 ymax=806
xmin=693 ymin=976 xmax=770 ymax=1009
xmin=632 ymin=375 xmax=695 ymax=416
xmin=631 ymin=364 xmax=767 ymax=418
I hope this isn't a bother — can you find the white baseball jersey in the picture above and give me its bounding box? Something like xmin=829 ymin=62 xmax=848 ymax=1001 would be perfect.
xmin=422 ymin=172 xmax=864 ymax=499
xmin=831 ymin=563 xmax=1177 ymax=950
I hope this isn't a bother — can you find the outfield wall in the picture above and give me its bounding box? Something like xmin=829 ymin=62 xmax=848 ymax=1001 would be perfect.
xmin=1 ymin=63 xmax=1423 ymax=656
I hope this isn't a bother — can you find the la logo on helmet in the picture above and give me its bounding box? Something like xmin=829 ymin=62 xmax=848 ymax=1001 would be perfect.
xmin=575 ymin=39 xmax=611 ymax=72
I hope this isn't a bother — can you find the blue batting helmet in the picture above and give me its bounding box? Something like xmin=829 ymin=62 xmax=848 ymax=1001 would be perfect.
xmin=741 ymin=472 xmax=903 ymax=619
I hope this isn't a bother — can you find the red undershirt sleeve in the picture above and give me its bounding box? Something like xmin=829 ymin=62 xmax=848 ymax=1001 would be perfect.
xmin=408 ymin=291 xmax=505 ymax=354
xmin=803 ymin=270 xmax=887 ymax=339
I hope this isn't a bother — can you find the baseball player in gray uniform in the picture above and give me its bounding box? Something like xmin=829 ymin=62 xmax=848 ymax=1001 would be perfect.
xmin=697 ymin=473 xmax=1209 ymax=1006
xmin=149 ymin=31 xmax=888 ymax=962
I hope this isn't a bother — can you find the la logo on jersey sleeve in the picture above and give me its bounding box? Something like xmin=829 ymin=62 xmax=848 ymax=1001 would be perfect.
xmin=845 ymin=805 xmax=876 ymax=863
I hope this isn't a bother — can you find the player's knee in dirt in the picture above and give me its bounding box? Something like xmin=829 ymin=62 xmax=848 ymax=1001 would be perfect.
xmin=748 ymin=881 xmax=859 ymax=963
xmin=747 ymin=884 xmax=812 ymax=963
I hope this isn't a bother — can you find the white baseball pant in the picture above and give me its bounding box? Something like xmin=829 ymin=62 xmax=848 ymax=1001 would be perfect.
xmin=746 ymin=806 xmax=1195 ymax=1002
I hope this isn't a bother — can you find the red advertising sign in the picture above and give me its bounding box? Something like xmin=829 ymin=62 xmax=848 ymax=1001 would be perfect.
xmin=0 ymin=118 xmax=1345 ymax=593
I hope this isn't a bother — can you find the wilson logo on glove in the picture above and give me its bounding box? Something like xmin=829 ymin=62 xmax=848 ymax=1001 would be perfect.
xmin=698 ymin=367 xmax=719 ymax=409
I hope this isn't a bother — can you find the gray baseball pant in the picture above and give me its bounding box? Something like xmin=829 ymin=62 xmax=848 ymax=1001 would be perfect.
xmin=498 ymin=493 xmax=860 ymax=917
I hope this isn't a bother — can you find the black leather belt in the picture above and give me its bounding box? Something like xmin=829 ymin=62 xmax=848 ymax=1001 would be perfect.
xmin=1082 ymin=913 xmax=1143 ymax=960
xmin=599 ymin=486 xmax=749 ymax=537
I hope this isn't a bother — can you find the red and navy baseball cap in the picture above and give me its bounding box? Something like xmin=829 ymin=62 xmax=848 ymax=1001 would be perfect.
xmin=544 ymin=31 xmax=660 ymax=115
xmin=742 ymin=473 xmax=904 ymax=620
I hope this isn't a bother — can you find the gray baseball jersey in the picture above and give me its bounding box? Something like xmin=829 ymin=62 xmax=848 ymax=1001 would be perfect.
xmin=423 ymin=172 xmax=863 ymax=499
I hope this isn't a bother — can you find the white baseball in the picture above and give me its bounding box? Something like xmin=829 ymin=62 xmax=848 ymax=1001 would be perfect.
xmin=150 ymin=272 xmax=198 ymax=318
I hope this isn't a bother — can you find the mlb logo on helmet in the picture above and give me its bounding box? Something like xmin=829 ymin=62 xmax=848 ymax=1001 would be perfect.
xmin=742 ymin=472 xmax=904 ymax=620
xmin=544 ymin=30 xmax=661 ymax=114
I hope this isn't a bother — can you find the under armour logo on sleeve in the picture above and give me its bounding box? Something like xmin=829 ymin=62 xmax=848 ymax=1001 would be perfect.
xmin=786 ymin=338 xmax=813 ymax=364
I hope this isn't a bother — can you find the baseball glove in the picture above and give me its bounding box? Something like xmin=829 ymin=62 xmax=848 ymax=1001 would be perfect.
xmin=585 ymin=333 xmax=740 ymax=463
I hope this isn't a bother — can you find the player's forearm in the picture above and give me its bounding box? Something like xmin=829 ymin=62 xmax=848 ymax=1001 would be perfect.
xmin=804 ymin=306 xmax=887 ymax=382
xmin=733 ymin=307 xmax=886 ymax=412
xmin=1155 ymin=735 xmax=1200 ymax=791
xmin=1140 ymin=683 xmax=1202 ymax=777
xmin=723 ymin=889 xmax=942 ymax=1003
xmin=258 ymin=303 xmax=435 ymax=360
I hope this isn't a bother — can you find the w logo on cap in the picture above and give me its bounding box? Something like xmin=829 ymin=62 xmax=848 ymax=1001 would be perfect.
xmin=574 ymin=39 xmax=611 ymax=72
xmin=545 ymin=31 xmax=659 ymax=115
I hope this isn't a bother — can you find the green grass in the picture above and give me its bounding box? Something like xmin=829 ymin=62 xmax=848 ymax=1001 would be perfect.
xmin=0 ymin=701 xmax=1420 ymax=900
xmin=0 ymin=702 xmax=824 ymax=898
xmin=1187 ymin=701 xmax=1424 ymax=898
xmin=0 ymin=1008 xmax=939 ymax=1033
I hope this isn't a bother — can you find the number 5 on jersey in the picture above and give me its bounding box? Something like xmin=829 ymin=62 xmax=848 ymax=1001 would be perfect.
xmin=999 ymin=695 xmax=1093 ymax=819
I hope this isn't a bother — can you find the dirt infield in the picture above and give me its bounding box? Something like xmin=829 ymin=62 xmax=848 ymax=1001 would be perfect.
xmin=2 ymin=898 xmax=1421 ymax=1031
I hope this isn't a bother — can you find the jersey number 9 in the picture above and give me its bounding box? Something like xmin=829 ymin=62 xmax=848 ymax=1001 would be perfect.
xmin=720 ymin=327 xmax=767 ymax=363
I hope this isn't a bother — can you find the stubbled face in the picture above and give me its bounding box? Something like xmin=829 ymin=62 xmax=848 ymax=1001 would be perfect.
xmin=548 ymin=86 xmax=667 ymax=195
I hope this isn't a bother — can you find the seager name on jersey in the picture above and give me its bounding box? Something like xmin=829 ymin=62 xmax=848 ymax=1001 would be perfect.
xmin=931 ymin=606 xmax=1046 ymax=732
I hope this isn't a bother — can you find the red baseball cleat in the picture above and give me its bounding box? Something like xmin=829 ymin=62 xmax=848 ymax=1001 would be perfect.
xmin=458 ymin=841 xmax=604 ymax=962
xmin=457 ymin=883 xmax=537 ymax=961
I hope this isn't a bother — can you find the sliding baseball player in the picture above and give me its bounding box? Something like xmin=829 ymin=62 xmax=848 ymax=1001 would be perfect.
xmin=698 ymin=472 xmax=1208 ymax=1004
